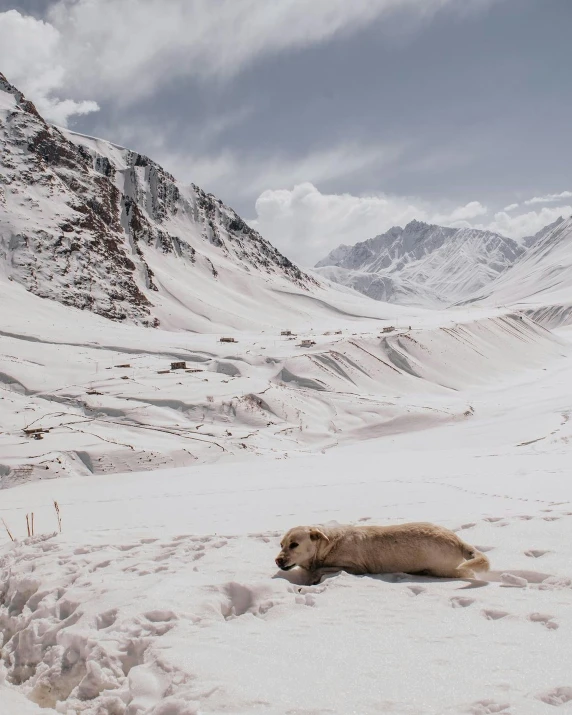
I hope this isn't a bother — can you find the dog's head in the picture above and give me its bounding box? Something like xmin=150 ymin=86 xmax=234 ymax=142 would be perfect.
xmin=275 ymin=526 xmax=329 ymax=570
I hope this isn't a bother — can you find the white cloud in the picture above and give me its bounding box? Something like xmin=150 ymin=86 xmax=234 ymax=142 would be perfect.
xmin=249 ymin=182 xmax=488 ymax=266
xmin=0 ymin=10 xmax=99 ymax=125
xmin=1 ymin=0 xmax=497 ymax=119
xmin=435 ymin=201 xmax=487 ymax=223
xmin=503 ymin=203 xmax=519 ymax=211
xmin=477 ymin=205 xmax=572 ymax=240
xmin=524 ymin=191 xmax=572 ymax=205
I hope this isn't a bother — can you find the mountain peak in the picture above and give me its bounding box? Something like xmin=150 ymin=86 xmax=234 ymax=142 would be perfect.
xmin=404 ymin=219 xmax=430 ymax=230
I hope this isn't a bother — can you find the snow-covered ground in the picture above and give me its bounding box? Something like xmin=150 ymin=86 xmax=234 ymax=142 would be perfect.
xmin=2 ymin=287 xmax=572 ymax=713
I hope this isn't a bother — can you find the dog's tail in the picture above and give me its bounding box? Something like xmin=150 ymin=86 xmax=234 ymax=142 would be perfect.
xmin=460 ymin=544 xmax=490 ymax=573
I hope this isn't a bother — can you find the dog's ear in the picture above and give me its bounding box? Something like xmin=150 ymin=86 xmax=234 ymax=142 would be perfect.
xmin=309 ymin=527 xmax=329 ymax=542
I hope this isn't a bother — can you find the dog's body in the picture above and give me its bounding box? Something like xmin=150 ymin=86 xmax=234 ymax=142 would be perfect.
xmin=276 ymin=522 xmax=490 ymax=584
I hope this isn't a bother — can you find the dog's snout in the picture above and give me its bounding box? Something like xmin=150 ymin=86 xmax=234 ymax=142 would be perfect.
xmin=275 ymin=556 xmax=285 ymax=567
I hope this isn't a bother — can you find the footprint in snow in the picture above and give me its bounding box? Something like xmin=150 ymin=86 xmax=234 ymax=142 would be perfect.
xmin=482 ymin=609 xmax=510 ymax=621
xmin=529 ymin=612 xmax=558 ymax=630
xmin=450 ymin=596 xmax=475 ymax=608
xmin=468 ymin=699 xmax=511 ymax=714
xmin=295 ymin=594 xmax=316 ymax=607
xmin=524 ymin=549 xmax=551 ymax=558
xmin=500 ymin=573 xmax=528 ymax=588
xmin=407 ymin=585 xmax=426 ymax=596
xmin=537 ymin=687 xmax=572 ymax=706
xmin=91 ymin=560 xmax=112 ymax=571
xmin=95 ymin=609 xmax=118 ymax=630
xmin=144 ymin=609 xmax=178 ymax=623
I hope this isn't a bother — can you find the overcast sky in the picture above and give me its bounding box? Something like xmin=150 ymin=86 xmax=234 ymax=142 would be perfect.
xmin=1 ymin=0 xmax=571 ymax=265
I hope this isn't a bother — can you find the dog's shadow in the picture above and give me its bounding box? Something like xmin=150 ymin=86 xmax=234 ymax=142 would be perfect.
xmin=273 ymin=569 xmax=489 ymax=590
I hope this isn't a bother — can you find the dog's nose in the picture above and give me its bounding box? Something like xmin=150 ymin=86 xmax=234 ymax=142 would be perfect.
xmin=276 ymin=556 xmax=285 ymax=567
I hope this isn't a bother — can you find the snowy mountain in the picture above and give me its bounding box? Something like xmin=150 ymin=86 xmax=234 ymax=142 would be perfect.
xmin=472 ymin=215 xmax=572 ymax=327
xmin=522 ymin=216 xmax=565 ymax=248
xmin=314 ymin=220 xmax=526 ymax=307
xmin=0 ymin=72 xmax=319 ymax=329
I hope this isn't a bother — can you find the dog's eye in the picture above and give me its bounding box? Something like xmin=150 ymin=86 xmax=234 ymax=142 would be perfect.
xmin=290 ymin=542 xmax=298 ymax=549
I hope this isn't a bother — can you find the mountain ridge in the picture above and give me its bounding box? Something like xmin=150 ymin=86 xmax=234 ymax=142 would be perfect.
xmin=314 ymin=219 xmax=530 ymax=306
xmin=469 ymin=214 xmax=572 ymax=327
xmin=0 ymin=72 xmax=316 ymax=328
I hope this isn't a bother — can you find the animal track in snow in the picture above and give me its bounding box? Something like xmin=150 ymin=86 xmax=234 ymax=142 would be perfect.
xmin=450 ymin=596 xmax=475 ymax=608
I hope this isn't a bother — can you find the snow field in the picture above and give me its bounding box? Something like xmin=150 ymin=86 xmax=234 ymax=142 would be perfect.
xmin=2 ymin=260 xmax=572 ymax=713
xmin=1 ymin=502 xmax=572 ymax=713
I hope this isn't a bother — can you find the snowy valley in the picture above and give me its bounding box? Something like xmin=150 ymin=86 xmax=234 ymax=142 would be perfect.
xmin=1 ymin=74 xmax=572 ymax=715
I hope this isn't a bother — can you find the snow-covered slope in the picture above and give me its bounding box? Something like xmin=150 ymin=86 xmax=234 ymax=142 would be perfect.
xmin=315 ymin=220 xmax=526 ymax=307
xmin=467 ymin=216 xmax=572 ymax=327
xmin=522 ymin=216 xmax=566 ymax=249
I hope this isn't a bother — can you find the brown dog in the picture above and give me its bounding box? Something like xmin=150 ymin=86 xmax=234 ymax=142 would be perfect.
xmin=276 ymin=522 xmax=490 ymax=584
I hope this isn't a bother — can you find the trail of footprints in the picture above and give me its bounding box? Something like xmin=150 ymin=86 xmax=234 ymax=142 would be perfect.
xmin=1 ymin=511 xmax=571 ymax=711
